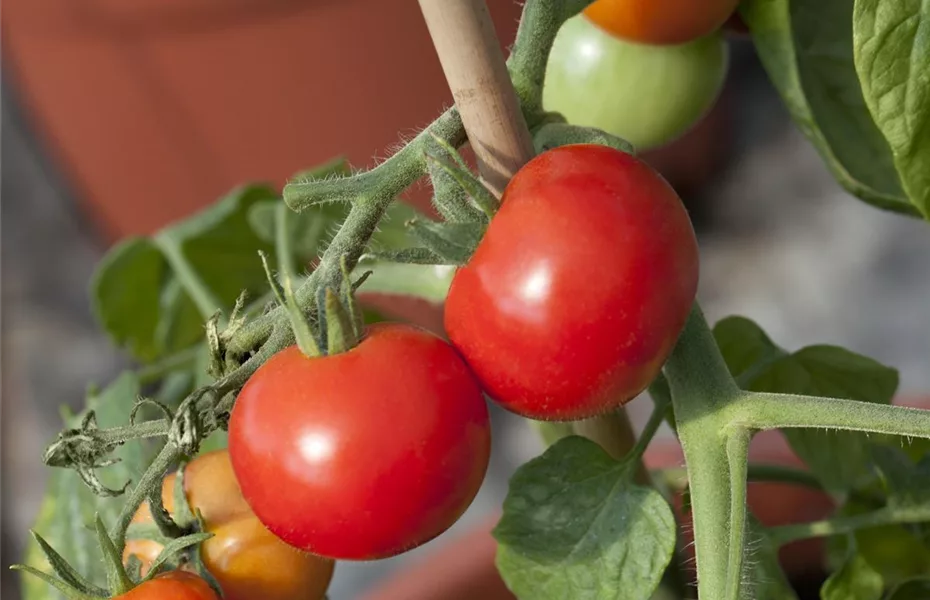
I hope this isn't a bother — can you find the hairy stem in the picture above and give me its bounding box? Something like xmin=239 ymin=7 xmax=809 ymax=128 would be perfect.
xmin=725 ymin=428 xmax=751 ymax=600
xmin=664 ymin=304 xmax=742 ymax=600
xmin=730 ymin=392 xmax=930 ymax=439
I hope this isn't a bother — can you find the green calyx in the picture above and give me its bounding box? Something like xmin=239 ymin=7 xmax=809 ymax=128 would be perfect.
xmin=260 ymin=202 xmax=369 ymax=357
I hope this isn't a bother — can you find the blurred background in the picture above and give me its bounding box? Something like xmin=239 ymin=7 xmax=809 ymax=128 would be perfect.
xmin=4 ymin=1 xmax=930 ymax=599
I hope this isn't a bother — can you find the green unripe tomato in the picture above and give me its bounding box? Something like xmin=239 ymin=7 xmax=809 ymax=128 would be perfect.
xmin=543 ymin=15 xmax=729 ymax=150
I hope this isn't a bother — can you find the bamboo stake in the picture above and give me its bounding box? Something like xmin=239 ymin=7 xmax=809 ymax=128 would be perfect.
xmin=418 ymin=0 xmax=535 ymax=196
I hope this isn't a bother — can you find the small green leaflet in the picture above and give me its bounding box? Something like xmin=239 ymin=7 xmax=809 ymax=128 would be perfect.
xmin=493 ymin=436 xmax=675 ymax=600
xmin=821 ymin=551 xmax=883 ymax=600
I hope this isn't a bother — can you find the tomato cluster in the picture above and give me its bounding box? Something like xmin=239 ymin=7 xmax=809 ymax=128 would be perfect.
xmin=543 ymin=0 xmax=739 ymax=150
xmin=123 ymin=145 xmax=695 ymax=598
xmin=217 ymin=144 xmax=695 ymax=583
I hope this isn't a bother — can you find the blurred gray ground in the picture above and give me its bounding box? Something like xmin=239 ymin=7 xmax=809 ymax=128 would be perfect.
xmin=4 ymin=44 xmax=930 ymax=599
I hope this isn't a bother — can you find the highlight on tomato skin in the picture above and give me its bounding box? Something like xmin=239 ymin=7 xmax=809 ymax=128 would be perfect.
xmin=583 ymin=0 xmax=741 ymax=46
xmin=228 ymin=322 xmax=492 ymax=561
xmin=444 ymin=144 xmax=699 ymax=422
xmin=118 ymin=571 xmax=219 ymax=600
xmin=124 ymin=450 xmax=334 ymax=600
xmin=543 ymin=14 xmax=729 ymax=151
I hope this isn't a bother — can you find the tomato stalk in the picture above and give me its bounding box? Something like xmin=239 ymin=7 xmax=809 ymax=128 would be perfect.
xmin=662 ymin=304 xmax=747 ymax=600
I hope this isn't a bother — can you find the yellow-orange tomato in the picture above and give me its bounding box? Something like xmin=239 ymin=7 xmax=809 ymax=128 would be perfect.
xmin=584 ymin=0 xmax=741 ymax=45
xmin=124 ymin=450 xmax=334 ymax=600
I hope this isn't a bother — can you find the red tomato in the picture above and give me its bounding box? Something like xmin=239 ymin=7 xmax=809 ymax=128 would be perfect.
xmin=583 ymin=0 xmax=741 ymax=45
xmin=228 ymin=323 xmax=491 ymax=560
xmin=124 ymin=451 xmax=334 ymax=600
xmin=119 ymin=571 xmax=218 ymax=600
xmin=444 ymin=145 xmax=698 ymax=421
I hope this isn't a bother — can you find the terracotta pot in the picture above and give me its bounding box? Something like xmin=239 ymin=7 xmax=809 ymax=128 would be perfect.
xmin=2 ymin=0 xmax=524 ymax=239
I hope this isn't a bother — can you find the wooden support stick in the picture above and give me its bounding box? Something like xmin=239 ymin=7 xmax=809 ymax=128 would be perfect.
xmin=418 ymin=0 xmax=535 ymax=197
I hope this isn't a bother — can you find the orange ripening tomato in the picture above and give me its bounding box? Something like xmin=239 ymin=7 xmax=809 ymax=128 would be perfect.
xmin=119 ymin=571 xmax=218 ymax=600
xmin=584 ymin=0 xmax=741 ymax=45
xmin=124 ymin=450 xmax=334 ymax=600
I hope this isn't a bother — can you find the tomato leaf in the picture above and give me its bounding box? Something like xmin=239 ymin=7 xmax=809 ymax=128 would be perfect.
xmin=153 ymin=184 xmax=279 ymax=311
xmin=744 ymin=518 xmax=799 ymax=600
xmin=22 ymin=373 xmax=152 ymax=599
xmin=493 ymin=436 xmax=675 ymax=600
xmin=93 ymin=185 xmax=279 ymax=363
xmin=856 ymin=524 xmax=930 ymax=585
xmin=713 ymin=316 xmax=899 ymax=494
xmin=712 ymin=316 xmax=783 ymax=384
xmin=887 ymin=578 xmax=930 ymax=599
xmin=741 ymin=0 xmax=916 ymax=217
xmin=869 ymin=446 xmax=930 ymax=510
xmin=821 ymin=551 xmax=884 ymax=600
xmin=853 ymin=0 xmax=930 ymax=218
xmin=91 ymin=238 xmax=172 ymax=363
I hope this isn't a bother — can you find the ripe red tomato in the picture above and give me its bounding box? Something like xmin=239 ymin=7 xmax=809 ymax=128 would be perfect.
xmin=228 ymin=323 xmax=491 ymax=560
xmin=124 ymin=450 xmax=334 ymax=600
xmin=583 ymin=0 xmax=740 ymax=45
xmin=544 ymin=15 xmax=728 ymax=150
xmin=444 ymin=145 xmax=698 ymax=421
xmin=119 ymin=571 xmax=218 ymax=600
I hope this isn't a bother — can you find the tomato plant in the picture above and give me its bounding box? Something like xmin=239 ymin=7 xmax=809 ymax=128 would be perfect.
xmin=445 ymin=144 xmax=698 ymax=421
xmin=15 ymin=1 xmax=930 ymax=600
xmin=583 ymin=0 xmax=740 ymax=45
xmin=228 ymin=323 xmax=491 ymax=560
xmin=543 ymin=14 xmax=728 ymax=150
xmin=124 ymin=451 xmax=334 ymax=600
xmin=119 ymin=572 xmax=219 ymax=600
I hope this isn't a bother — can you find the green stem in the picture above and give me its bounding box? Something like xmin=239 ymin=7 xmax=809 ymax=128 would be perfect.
xmin=507 ymin=0 xmax=591 ymax=112
xmin=730 ymin=392 xmax=930 ymax=439
xmin=769 ymin=505 xmax=930 ymax=546
xmin=724 ymin=428 xmax=751 ymax=600
xmin=153 ymin=234 xmax=225 ymax=319
xmin=746 ymin=464 xmax=824 ymax=491
xmin=109 ymin=442 xmax=181 ymax=553
xmin=627 ymin=396 xmax=671 ymax=465
xmin=664 ymin=304 xmax=742 ymax=600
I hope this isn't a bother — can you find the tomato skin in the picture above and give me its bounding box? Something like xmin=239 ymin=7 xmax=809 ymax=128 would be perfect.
xmin=124 ymin=451 xmax=334 ymax=600
xmin=228 ymin=323 xmax=492 ymax=560
xmin=444 ymin=145 xmax=698 ymax=421
xmin=119 ymin=571 xmax=218 ymax=600
xmin=584 ymin=0 xmax=740 ymax=45
xmin=543 ymin=15 xmax=728 ymax=150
